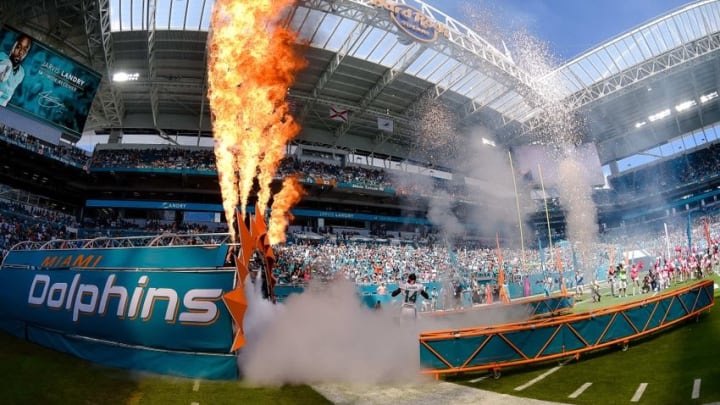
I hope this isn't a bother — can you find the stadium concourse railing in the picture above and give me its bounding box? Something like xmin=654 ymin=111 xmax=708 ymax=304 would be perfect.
xmin=419 ymin=279 xmax=715 ymax=378
xmin=3 ymin=233 xmax=232 ymax=254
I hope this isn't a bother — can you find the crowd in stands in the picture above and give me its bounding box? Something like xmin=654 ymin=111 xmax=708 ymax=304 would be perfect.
xmin=3 ymin=187 xmax=718 ymax=310
xmin=5 ymin=119 xmax=720 ymax=207
xmin=90 ymin=148 xmax=216 ymax=172
xmin=0 ymin=200 xmax=78 ymax=260
xmin=3 ymin=124 xmax=720 ymax=308
xmin=92 ymin=149 xmax=401 ymax=192
xmin=78 ymin=214 xmax=227 ymax=238
xmin=90 ymin=142 xmax=720 ymax=206
xmin=91 ymin=149 xmax=473 ymax=200
xmin=1 ymin=123 xmax=712 ymax=209
xmin=610 ymin=143 xmax=720 ymax=197
xmin=0 ymin=124 xmax=90 ymax=169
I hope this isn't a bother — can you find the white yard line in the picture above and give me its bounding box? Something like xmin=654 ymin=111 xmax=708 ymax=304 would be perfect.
xmin=469 ymin=376 xmax=488 ymax=383
xmin=191 ymin=402 xmax=199 ymax=405
xmin=692 ymin=378 xmax=701 ymax=399
xmin=514 ymin=366 xmax=561 ymax=391
xmin=631 ymin=383 xmax=648 ymax=402
xmin=193 ymin=380 xmax=200 ymax=392
xmin=568 ymin=382 xmax=592 ymax=399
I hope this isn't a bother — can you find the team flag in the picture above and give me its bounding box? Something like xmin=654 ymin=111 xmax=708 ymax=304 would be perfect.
xmin=496 ymin=233 xmax=509 ymax=303
xmin=377 ymin=117 xmax=394 ymax=133
xmin=329 ymin=106 xmax=349 ymax=123
xmin=704 ymin=219 xmax=712 ymax=250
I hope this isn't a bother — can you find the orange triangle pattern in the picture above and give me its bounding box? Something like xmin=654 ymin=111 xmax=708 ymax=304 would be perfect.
xmin=253 ymin=209 xmax=267 ymax=239
xmin=237 ymin=215 xmax=253 ymax=274
xmin=230 ymin=331 xmax=247 ymax=352
xmin=222 ymin=287 xmax=248 ymax=351
xmin=235 ymin=256 xmax=249 ymax=286
xmin=223 ymin=207 xmax=278 ymax=351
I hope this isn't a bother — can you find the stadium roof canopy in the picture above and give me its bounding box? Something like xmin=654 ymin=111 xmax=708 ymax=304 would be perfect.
xmin=1 ymin=0 xmax=720 ymax=167
xmin=540 ymin=0 xmax=720 ymax=165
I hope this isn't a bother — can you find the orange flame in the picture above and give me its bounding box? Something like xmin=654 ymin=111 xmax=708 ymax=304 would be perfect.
xmin=208 ymin=0 xmax=305 ymax=240
xmin=268 ymin=176 xmax=305 ymax=245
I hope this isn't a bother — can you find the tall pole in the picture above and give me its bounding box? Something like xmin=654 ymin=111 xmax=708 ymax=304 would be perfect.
xmin=538 ymin=164 xmax=554 ymax=266
xmin=508 ymin=151 xmax=526 ymax=272
xmin=687 ymin=210 xmax=693 ymax=254
xmin=664 ymin=222 xmax=671 ymax=261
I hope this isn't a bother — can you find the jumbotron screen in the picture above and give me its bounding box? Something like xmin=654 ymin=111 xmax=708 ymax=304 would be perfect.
xmin=0 ymin=26 xmax=101 ymax=137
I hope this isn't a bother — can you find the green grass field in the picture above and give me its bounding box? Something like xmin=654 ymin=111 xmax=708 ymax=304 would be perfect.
xmin=1 ymin=277 xmax=717 ymax=405
xmin=0 ymin=331 xmax=331 ymax=405
xmin=572 ymin=274 xmax=712 ymax=313
xmin=450 ymin=275 xmax=720 ymax=405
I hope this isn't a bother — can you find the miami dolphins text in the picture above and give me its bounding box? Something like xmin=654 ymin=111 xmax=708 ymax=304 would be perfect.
xmin=27 ymin=273 xmax=223 ymax=324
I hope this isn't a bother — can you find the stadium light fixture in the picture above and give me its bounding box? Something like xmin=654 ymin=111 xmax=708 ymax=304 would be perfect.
xmin=648 ymin=109 xmax=671 ymax=122
xmin=481 ymin=138 xmax=496 ymax=147
xmin=675 ymin=100 xmax=696 ymax=112
xmin=113 ymin=72 xmax=139 ymax=82
xmin=700 ymin=91 xmax=718 ymax=104
xmin=635 ymin=121 xmax=647 ymax=128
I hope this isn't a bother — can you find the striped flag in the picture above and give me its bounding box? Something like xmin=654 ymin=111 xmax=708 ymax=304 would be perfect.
xmin=329 ymin=106 xmax=349 ymax=123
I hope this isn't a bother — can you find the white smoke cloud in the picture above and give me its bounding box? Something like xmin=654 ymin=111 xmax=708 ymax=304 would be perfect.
xmin=504 ymin=28 xmax=599 ymax=279
xmin=426 ymin=196 xmax=464 ymax=242
xmin=395 ymin=98 xmax=524 ymax=245
xmin=240 ymin=278 xmax=427 ymax=385
xmin=458 ymin=130 xmax=529 ymax=247
xmin=556 ymin=150 xmax=599 ymax=276
xmin=239 ymin=277 xmax=536 ymax=385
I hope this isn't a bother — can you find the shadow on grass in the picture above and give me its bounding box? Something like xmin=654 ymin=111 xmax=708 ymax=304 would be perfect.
xmin=0 ymin=331 xmax=331 ymax=405
xmin=0 ymin=331 xmax=140 ymax=404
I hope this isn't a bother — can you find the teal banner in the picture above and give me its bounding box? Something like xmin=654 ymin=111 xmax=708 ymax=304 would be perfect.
xmin=28 ymin=326 xmax=238 ymax=380
xmin=86 ymin=199 xmax=224 ymax=212
xmin=84 ymin=200 xmax=433 ymax=225
xmin=2 ymin=244 xmax=229 ymax=269
xmin=0 ymin=269 xmax=234 ymax=352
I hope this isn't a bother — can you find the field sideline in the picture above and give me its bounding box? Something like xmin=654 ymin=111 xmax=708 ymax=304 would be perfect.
xmin=1 ymin=276 xmax=717 ymax=405
xmin=449 ymin=275 xmax=720 ymax=405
